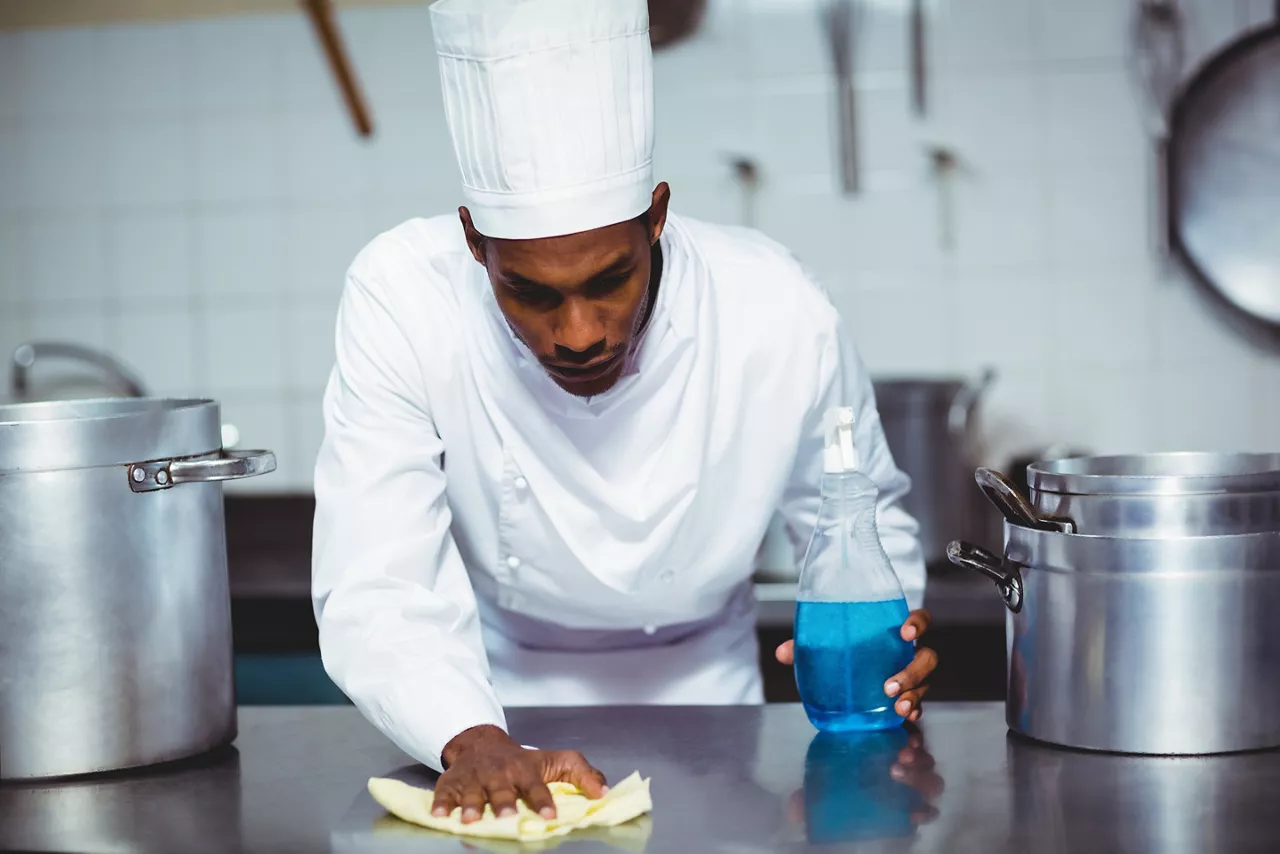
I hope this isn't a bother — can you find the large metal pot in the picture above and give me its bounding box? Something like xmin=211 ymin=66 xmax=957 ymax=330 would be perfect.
xmin=873 ymin=369 xmax=995 ymax=566
xmin=948 ymin=525 xmax=1280 ymax=755
xmin=0 ymin=398 xmax=276 ymax=780
xmin=1027 ymin=452 xmax=1280 ymax=537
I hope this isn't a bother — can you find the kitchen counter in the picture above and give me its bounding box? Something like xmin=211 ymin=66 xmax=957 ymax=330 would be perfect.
xmin=4 ymin=703 xmax=1277 ymax=853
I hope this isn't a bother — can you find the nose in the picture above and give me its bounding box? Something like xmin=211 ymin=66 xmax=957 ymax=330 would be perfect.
xmin=554 ymin=298 xmax=606 ymax=361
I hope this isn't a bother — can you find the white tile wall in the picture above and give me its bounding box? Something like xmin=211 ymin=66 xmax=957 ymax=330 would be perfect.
xmin=2 ymin=0 xmax=1277 ymax=494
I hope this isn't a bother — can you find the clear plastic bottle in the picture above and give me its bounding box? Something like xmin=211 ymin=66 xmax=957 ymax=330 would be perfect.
xmin=794 ymin=406 xmax=915 ymax=732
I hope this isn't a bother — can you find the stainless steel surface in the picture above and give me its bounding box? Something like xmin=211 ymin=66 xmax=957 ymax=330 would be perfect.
xmin=129 ymin=449 xmax=278 ymax=493
xmin=10 ymin=340 xmax=148 ymax=400
xmin=945 ymin=540 xmax=1023 ymax=613
xmin=1169 ymin=14 xmax=1280 ymax=327
xmin=975 ymin=467 xmax=1075 ymax=534
xmin=6 ymin=704 xmax=1280 ymax=853
xmin=949 ymin=523 xmax=1280 ymax=754
xmin=0 ymin=397 xmax=274 ymax=779
xmin=873 ymin=371 xmax=996 ymax=565
xmin=1027 ymin=452 xmax=1280 ymax=537
xmin=0 ymin=397 xmax=221 ymax=472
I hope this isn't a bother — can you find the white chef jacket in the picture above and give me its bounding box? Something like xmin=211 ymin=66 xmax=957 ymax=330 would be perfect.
xmin=311 ymin=212 xmax=925 ymax=772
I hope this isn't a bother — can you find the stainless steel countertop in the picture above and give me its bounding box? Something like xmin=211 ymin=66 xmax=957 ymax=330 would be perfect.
xmin=4 ymin=703 xmax=1276 ymax=853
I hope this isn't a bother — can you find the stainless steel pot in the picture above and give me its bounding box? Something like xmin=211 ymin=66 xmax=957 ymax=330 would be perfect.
xmin=1028 ymin=452 xmax=1280 ymax=537
xmin=948 ymin=525 xmax=1280 ymax=755
xmin=0 ymin=398 xmax=276 ymax=780
xmin=873 ymin=369 xmax=996 ymax=565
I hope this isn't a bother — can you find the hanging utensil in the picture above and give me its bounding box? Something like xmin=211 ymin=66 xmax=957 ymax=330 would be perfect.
xmin=302 ymin=0 xmax=373 ymax=138
xmin=727 ymin=155 xmax=760 ymax=229
xmin=1128 ymin=0 xmax=1185 ymax=275
xmin=927 ymin=145 xmax=959 ymax=253
xmin=909 ymin=0 xmax=927 ymax=116
xmin=823 ymin=0 xmax=862 ymax=194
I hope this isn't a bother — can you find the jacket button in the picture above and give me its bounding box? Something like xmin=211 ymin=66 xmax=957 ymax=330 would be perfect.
xmin=643 ymin=625 xmax=657 ymax=635
xmin=514 ymin=476 xmax=528 ymax=490
xmin=506 ymin=556 xmax=521 ymax=570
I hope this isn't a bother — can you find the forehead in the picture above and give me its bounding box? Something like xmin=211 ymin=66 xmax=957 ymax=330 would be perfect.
xmin=489 ymin=219 xmax=643 ymax=288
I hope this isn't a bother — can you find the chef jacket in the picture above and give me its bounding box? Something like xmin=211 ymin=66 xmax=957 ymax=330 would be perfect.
xmin=311 ymin=212 xmax=926 ymax=772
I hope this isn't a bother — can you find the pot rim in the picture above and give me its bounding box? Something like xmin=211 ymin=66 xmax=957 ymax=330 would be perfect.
xmin=1028 ymin=452 xmax=1280 ymax=496
xmin=0 ymin=397 xmax=223 ymax=474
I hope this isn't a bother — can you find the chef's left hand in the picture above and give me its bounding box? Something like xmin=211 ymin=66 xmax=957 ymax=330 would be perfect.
xmin=776 ymin=609 xmax=936 ymax=722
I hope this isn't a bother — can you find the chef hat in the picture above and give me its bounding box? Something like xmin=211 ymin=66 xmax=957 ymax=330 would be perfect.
xmin=429 ymin=0 xmax=655 ymax=240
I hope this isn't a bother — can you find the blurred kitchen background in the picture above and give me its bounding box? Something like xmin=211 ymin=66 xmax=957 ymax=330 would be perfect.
xmin=1 ymin=0 xmax=1277 ymax=703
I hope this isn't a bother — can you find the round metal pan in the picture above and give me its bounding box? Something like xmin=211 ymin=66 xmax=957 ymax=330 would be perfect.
xmin=1167 ymin=8 xmax=1280 ymax=337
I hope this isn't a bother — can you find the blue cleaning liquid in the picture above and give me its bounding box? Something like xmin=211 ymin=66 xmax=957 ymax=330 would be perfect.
xmin=795 ymin=598 xmax=916 ymax=732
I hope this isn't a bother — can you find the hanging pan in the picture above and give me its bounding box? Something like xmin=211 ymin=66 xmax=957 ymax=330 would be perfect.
xmin=1167 ymin=3 xmax=1280 ymax=340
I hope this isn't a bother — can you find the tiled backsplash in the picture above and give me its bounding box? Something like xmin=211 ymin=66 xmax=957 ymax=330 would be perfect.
xmin=0 ymin=0 xmax=1277 ymax=493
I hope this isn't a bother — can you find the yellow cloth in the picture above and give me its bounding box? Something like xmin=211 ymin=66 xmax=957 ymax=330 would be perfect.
xmin=367 ymin=771 xmax=653 ymax=844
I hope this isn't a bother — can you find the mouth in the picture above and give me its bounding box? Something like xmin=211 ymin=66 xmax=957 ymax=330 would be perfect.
xmin=543 ymin=351 xmax=624 ymax=385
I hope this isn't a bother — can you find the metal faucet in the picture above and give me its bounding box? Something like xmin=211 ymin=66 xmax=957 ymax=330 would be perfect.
xmin=10 ymin=342 xmax=149 ymax=401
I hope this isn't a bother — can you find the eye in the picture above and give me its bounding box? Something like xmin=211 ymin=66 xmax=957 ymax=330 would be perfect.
xmin=587 ymin=275 xmax=629 ymax=298
xmin=508 ymin=283 xmax=558 ymax=308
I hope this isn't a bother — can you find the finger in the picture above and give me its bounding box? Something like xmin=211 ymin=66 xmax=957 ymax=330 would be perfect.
xmin=894 ymin=748 xmax=936 ymax=773
xmin=897 ymin=747 xmax=935 ymax=772
xmin=432 ymin=782 xmax=461 ymax=818
xmin=917 ymin=771 xmax=946 ymax=800
xmin=775 ymin=640 xmax=794 ymax=666
xmin=885 ymin=647 xmax=938 ymax=697
xmin=485 ymin=780 xmax=520 ymax=819
xmin=894 ymin=685 xmax=930 ymax=718
xmin=901 ymin=609 xmax=932 ymax=641
xmin=517 ymin=774 xmax=558 ymax=820
xmin=911 ymin=804 xmax=941 ymax=825
xmin=786 ymin=789 xmax=805 ymax=826
xmin=891 ymin=765 xmax=945 ymax=800
xmin=459 ymin=784 xmax=489 ymax=824
xmin=549 ymin=751 xmax=608 ymax=799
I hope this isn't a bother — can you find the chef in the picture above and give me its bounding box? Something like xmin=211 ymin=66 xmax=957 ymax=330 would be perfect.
xmin=312 ymin=0 xmax=936 ymax=824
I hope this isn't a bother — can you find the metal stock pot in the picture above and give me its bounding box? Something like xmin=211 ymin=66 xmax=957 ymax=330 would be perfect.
xmin=948 ymin=526 xmax=1280 ymax=755
xmin=0 ymin=398 xmax=276 ymax=780
xmin=1026 ymin=452 xmax=1280 ymax=537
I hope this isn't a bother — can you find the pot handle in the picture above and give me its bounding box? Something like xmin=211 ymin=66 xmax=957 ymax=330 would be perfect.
xmin=128 ymin=449 xmax=277 ymax=493
xmin=946 ymin=540 xmax=1023 ymax=613
xmin=975 ymin=466 xmax=1076 ymax=534
xmin=946 ymin=366 xmax=996 ymax=436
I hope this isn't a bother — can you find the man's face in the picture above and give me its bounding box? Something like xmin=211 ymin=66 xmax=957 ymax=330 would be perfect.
xmin=462 ymin=184 xmax=671 ymax=397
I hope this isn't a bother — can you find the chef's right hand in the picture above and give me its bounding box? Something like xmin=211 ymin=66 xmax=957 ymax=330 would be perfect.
xmin=434 ymin=724 xmax=609 ymax=823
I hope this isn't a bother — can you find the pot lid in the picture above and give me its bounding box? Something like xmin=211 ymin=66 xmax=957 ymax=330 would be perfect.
xmin=1028 ymin=452 xmax=1280 ymax=496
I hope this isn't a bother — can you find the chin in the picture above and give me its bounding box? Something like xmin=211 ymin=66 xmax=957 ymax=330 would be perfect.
xmin=552 ymin=363 xmax=624 ymax=397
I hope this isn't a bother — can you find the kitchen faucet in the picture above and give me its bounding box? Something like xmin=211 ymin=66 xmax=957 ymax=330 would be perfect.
xmin=10 ymin=341 xmax=149 ymax=400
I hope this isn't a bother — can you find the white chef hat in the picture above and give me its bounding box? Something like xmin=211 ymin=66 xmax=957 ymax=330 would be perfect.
xmin=429 ymin=0 xmax=655 ymax=240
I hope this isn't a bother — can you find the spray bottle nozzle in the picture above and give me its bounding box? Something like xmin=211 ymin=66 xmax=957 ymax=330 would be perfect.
xmin=823 ymin=406 xmax=860 ymax=474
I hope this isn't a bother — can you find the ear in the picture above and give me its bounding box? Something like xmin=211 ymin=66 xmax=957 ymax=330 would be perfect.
xmin=646 ymin=183 xmax=671 ymax=246
xmin=459 ymin=207 xmax=487 ymax=266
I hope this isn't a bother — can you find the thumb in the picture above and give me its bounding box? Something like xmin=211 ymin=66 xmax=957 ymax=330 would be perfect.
xmin=547 ymin=752 xmax=609 ymax=799
xmin=776 ymin=639 xmax=795 ymax=666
